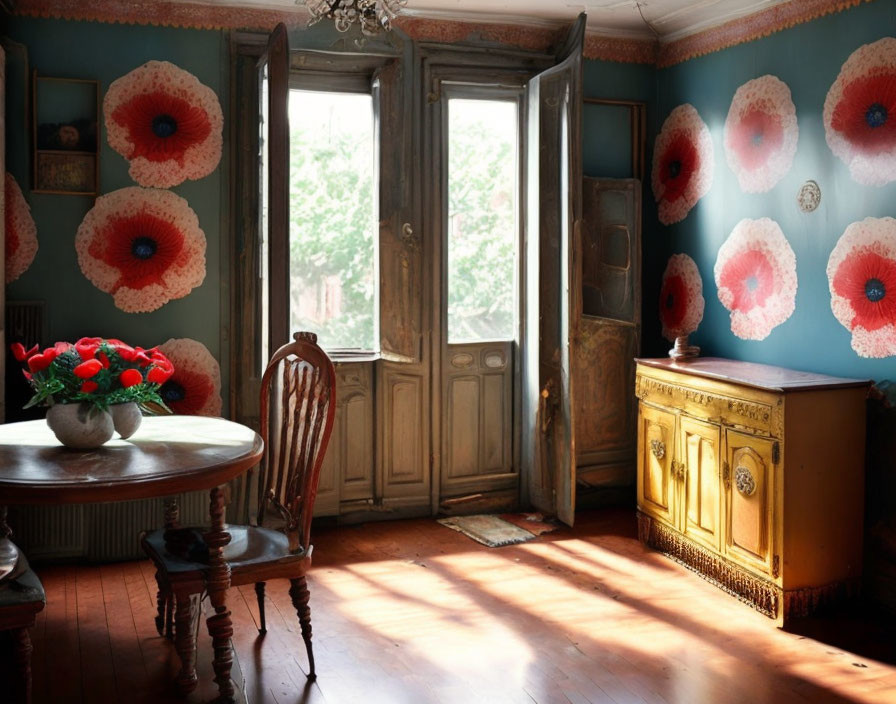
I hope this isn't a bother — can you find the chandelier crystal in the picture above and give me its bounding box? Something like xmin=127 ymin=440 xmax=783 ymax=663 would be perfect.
xmin=303 ymin=0 xmax=407 ymax=36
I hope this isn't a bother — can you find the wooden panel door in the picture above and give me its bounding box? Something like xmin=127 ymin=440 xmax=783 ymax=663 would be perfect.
xmin=680 ymin=416 xmax=721 ymax=552
xmin=522 ymin=14 xmax=585 ymax=526
xmin=637 ymin=404 xmax=677 ymax=527
xmin=441 ymin=343 xmax=514 ymax=498
xmin=724 ymin=429 xmax=776 ymax=576
xmin=574 ymin=178 xmax=641 ymax=486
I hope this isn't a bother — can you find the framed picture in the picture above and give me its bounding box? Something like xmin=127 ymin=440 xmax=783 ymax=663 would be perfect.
xmin=32 ymin=72 xmax=99 ymax=195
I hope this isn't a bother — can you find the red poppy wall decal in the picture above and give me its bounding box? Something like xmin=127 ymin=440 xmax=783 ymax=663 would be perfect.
xmin=827 ymin=217 xmax=896 ymax=358
xmin=75 ymin=187 xmax=206 ymax=313
xmin=824 ymin=37 xmax=896 ymax=186
xmin=156 ymin=338 xmax=222 ymax=416
xmin=659 ymin=253 xmax=705 ymax=342
xmin=651 ymin=104 xmax=714 ymax=225
xmin=104 ymin=60 xmax=223 ymax=188
xmin=724 ymin=75 xmax=798 ymax=193
xmin=714 ymin=218 xmax=797 ymax=341
xmin=5 ymin=172 xmax=38 ymax=283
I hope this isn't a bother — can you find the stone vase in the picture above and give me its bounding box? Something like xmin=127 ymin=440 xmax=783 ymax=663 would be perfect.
xmin=45 ymin=403 xmax=115 ymax=450
xmin=110 ymin=402 xmax=143 ymax=439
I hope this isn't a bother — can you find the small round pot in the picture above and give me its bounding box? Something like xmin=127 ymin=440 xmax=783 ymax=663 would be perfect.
xmin=46 ymin=403 xmax=115 ymax=450
xmin=110 ymin=402 xmax=143 ymax=439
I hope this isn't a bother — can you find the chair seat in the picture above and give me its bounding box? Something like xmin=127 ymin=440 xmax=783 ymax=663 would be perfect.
xmin=142 ymin=525 xmax=308 ymax=577
xmin=0 ymin=567 xmax=45 ymax=611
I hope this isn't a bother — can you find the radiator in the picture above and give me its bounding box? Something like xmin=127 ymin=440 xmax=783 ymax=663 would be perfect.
xmin=11 ymin=478 xmax=255 ymax=563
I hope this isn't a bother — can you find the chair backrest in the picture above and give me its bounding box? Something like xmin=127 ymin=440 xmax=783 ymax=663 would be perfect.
xmin=257 ymin=331 xmax=336 ymax=553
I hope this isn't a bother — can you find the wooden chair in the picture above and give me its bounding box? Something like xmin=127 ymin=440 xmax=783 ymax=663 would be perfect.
xmin=141 ymin=331 xmax=336 ymax=688
xmin=0 ymin=553 xmax=46 ymax=704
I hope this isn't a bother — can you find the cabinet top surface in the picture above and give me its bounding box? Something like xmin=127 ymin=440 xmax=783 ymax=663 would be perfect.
xmin=635 ymin=357 xmax=871 ymax=393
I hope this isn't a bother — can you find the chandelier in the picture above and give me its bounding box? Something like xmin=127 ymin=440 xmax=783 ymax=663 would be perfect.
xmin=303 ymin=0 xmax=407 ymax=36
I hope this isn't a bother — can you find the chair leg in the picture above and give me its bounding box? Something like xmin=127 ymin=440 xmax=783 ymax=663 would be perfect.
xmin=165 ymin=593 xmax=175 ymax=639
xmin=289 ymin=576 xmax=316 ymax=680
xmin=13 ymin=627 xmax=33 ymax=704
xmin=153 ymin=571 xmax=166 ymax=636
xmin=255 ymin=581 xmax=267 ymax=635
xmin=173 ymin=592 xmax=199 ymax=694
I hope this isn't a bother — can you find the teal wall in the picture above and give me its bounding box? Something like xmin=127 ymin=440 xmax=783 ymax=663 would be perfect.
xmin=4 ymin=17 xmax=229 ymax=408
xmin=650 ymin=1 xmax=896 ymax=385
xmin=583 ymin=58 xmax=656 ymax=179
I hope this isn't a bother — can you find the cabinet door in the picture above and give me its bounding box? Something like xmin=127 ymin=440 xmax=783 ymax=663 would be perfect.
xmin=724 ymin=430 xmax=776 ymax=575
xmin=680 ymin=417 xmax=721 ymax=552
xmin=637 ymin=404 xmax=676 ymax=527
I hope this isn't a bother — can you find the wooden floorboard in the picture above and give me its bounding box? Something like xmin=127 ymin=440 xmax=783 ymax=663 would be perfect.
xmin=19 ymin=508 xmax=896 ymax=704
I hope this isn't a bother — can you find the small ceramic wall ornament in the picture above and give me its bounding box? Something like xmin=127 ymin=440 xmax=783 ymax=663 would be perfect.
xmin=156 ymin=338 xmax=223 ymax=416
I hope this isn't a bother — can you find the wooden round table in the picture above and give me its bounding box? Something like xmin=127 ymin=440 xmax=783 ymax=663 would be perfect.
xmin=0 ymin=415 xmax=264 ymax=703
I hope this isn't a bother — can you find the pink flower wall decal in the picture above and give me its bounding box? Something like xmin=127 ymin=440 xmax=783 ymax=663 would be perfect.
xmin=75 ymin=187 xmax=206 ymax=313
xmin=652 ymin=104 xmax=714 ymax=225
xmin=5 ymin=173 xmax=38 ymax=283
xmin=823 ymin=37 xmax=896 ymax=186
xmin=827 ymin=217 xmax=896 ymax=358
xmin=104 ymin=60 xmax=223 ymax=188
xmin=724 ymin=75 xmax=798 ymax=193
xmin=157 ymin=338 xmax=222 ymax=416
xmin=714 ymin=218 xmax=797 ymax=341
xmin=659 ymin=253 xmax=705 ymax=342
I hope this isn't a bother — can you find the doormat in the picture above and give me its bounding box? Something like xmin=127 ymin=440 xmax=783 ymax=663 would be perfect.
xmin=437 ymin=514 xmax=538 ymax=548
xmin=499 ymin=512 xmax=559 ymax=537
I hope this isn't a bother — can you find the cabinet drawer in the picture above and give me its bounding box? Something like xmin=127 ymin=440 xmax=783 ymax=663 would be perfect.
xmin=636 ymin=372 xmax=781 ymax=437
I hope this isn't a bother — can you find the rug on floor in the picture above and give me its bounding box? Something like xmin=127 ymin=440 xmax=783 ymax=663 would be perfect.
xmin=499 ymin=512 xmax=560 ymax=536
xmin=437 ymin=514 xmax=539 ymax=547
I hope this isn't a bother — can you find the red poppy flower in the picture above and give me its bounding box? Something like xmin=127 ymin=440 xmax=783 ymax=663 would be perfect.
xmin=54 ymin=341 xmax=74 ymax=355
xmin=715 ymin=218 xmax=797 ymax=341
xmin=157 ymin=338 xmax=222 ymax=416
xmin=827 ymin=217 xmax=896 ymax=358
xmin=10 ymin=343 xmax=37 ymax=362
xmin=724 ymin=76 xmax=797 ymax=193
xmin=74 ymin=359 xmax=103 ymax=379
xmin=5 ymin=173 xmax=38 ymax=283
xmin=120 ymin=368 xmax=143 ymax=388
xmin=75 ymin=187 xmax=206 ymax=313
xmin=652 ymin=104 xmax=713 ymax=225
xmin=28 ymin=349 xmax=57 ymax=373
xmin=75 ymin=337 xmax=102 ymax=360
xmin=824 ymin=38 xmax=896 ymax=186
xmin=104 ymin=61 xmax=223 ymax=188
xmin=80 ymin=381 xmax=99 ymax=394
xmin=659 ymin=254 xmax=704 ymax=341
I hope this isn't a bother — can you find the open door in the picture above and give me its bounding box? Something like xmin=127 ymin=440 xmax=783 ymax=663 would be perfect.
xmin=522 ymin=14 xmax=585 ymax=526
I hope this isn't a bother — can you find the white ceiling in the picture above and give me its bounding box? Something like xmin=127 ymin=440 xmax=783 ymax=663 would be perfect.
xmin=184 ymin=0 xmax=791 ymax=41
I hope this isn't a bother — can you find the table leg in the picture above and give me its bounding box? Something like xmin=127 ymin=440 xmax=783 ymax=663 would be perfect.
xmin=204 ymin=485 xmax=235 ymax=703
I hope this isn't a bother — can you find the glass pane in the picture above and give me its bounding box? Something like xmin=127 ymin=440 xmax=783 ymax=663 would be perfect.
xmin=447 ymin=98 xmax=518 ymax=343
xmin=288 ymin=89 xmax=377 ymax=351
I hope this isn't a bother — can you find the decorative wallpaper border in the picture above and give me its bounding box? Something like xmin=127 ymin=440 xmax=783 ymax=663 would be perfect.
xmin=658 ymin=0 xmax=876 ymax=67
xmin=11 ymin=0 xmax=879 ymax=67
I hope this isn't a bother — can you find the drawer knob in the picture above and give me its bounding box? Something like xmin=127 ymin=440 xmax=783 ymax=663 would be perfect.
xmin=650 ymin=439 xmax=666 ymax=460
xmin=735 ymin=465 xmax=756 ymax=496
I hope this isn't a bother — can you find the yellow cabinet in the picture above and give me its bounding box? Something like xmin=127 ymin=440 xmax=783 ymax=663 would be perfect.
xmin=635 ymin=357 xmax=869 ymax=626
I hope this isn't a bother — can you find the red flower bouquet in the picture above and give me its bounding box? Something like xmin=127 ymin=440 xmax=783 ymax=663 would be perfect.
xmin=11 ymin=337 xmax=175 ymax=411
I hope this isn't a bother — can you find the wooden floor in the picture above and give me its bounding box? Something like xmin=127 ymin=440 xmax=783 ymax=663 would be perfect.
xmin=11 ymin=508 xmax=896 ymax=704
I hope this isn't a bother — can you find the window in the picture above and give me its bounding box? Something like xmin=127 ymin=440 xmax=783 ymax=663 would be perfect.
xmin=287 ymin=88 xmax=378 ymax=352
xmin=446 ymin=97 xmax=520 ymax=343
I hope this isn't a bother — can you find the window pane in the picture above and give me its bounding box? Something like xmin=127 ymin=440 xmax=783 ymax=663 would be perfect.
xmin=288 ymin=89 xmax=377 ymax=351
xmin=447 ymin=98 xmax=518 ymax=343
